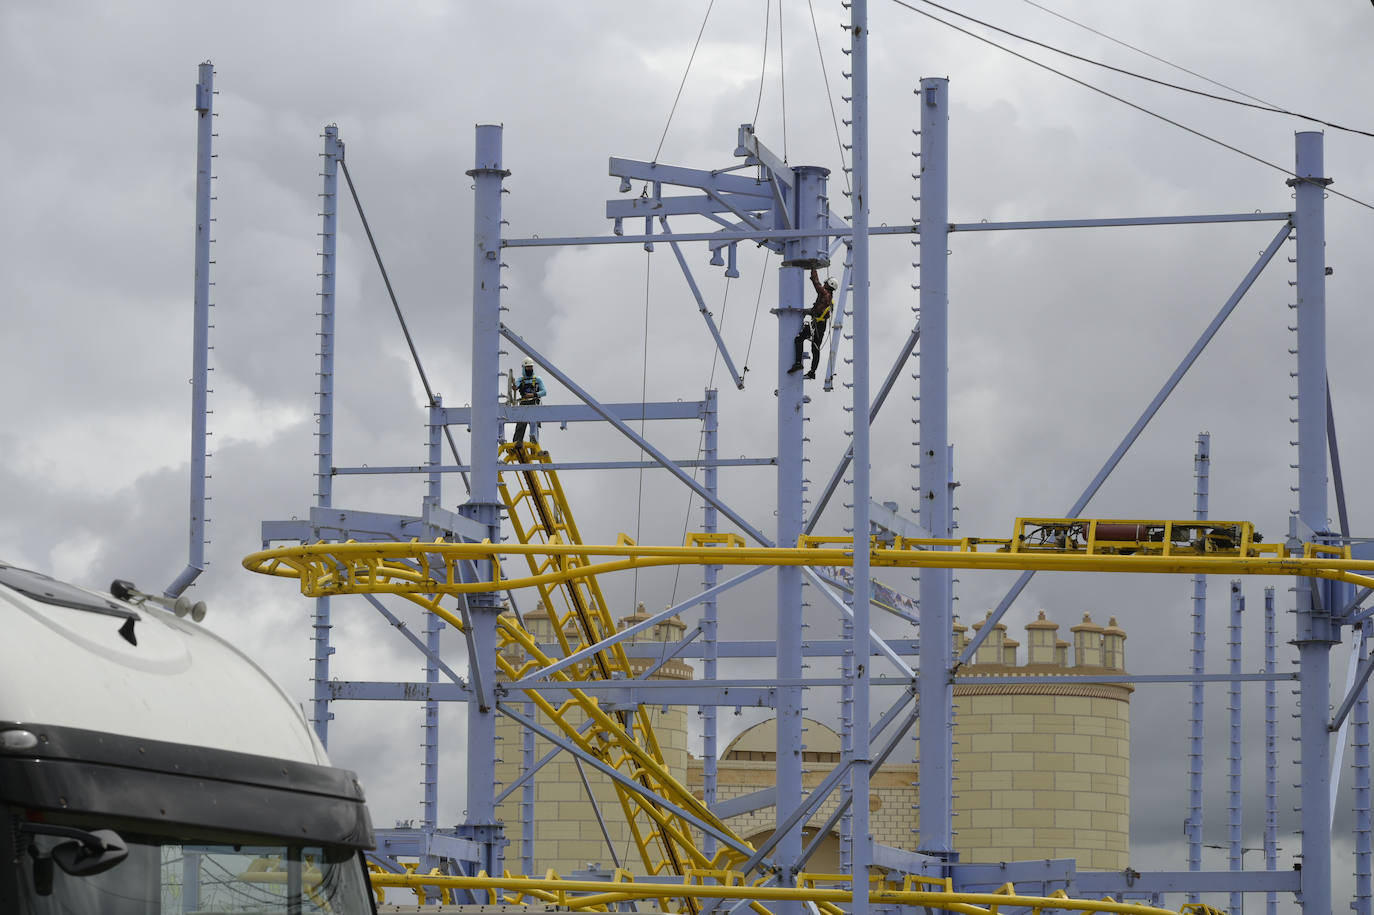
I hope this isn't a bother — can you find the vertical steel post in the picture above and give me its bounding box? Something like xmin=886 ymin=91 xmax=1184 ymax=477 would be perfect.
xmin=459 ymin=124 xmax=510 ymax=876
xmin=309 ymin=124 xmax=341 ymax=747
xmin=776 ymin=263 xmax=806 ymax=903
xmin=848 ymin=2 xmax=875 ymax=901
xmin=1356 ymin=617 xmax=1372 ymax=915
xmin=1291 ymin=129 xmax=1334 ymax=915
xmin=839 ymin=573 xmax=855 ymax=875
xmin=1228 ymin=582 xmax=1243 ymax=915
xmin=915 ymin=76 xmax=952 ymax=860
xmin=520 ymin=697 xmax=535 ymax=876
xmin=420 ymin=399 xmax=443 ymax=881
xmin=702 ymin=388 xmax=720 ymax=860
xmin=167 ymin=61 xmax=214 ymax=600
xmin=1264 ymin=586 xmax=1278 ymax=915
xmin=1187 ymin=433 xmax=1208 ymax=894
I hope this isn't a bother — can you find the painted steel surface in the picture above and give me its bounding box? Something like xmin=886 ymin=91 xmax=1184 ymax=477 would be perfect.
xmin=493 ymin=444 xmax=757 ymax=895
xmin=245 ymin=519 xmax=1374 ymax=596
xmin=366 ymin=869 xmax=1181 ymax=915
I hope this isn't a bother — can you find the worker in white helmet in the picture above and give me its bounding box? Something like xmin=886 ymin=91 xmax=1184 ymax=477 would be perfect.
xmin=512 ymin=357 xmax=547 ymax=445
xmin=788 ymin=268 xmax=837 ymax=380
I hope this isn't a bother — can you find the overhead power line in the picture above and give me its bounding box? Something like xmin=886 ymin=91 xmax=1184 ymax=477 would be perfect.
xmin=1021 ymin=0 xmax=1315 ymax=113
xmin=921 ymin=0 xmax=1374 ymax=139
xmin=886 ymin=0 xmax=1374 ymax=212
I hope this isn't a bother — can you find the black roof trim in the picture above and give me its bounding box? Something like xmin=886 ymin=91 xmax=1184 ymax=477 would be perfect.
xmin=0 ymin=722 xmax=373 ymax=848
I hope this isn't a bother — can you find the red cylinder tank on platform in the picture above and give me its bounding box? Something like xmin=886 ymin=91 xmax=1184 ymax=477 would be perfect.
xmin=1093 ymin=523 xmax=1150 ymax=541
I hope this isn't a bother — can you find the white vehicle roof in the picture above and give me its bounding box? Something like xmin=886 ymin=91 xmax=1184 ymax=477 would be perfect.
xmin=0 ymin=562 xmax=328 ymax=767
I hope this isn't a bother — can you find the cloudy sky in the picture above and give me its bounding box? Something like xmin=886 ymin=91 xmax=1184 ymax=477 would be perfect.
xmin=5 ymin=0 xmax=1374 ymax=906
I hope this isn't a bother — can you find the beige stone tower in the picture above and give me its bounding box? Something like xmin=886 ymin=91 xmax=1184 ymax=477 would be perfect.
xmin=497 ymin=607 xmax=1129 ymax=875
xmin=494 ymin=603 xmax=693 ymax=875
xmin=951 ymin=610 xmax=1131 ymax=869
xmin=687 ymin=610 xmax=1131 ymax=873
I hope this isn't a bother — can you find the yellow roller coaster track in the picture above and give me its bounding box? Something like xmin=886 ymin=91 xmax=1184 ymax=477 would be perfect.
xmin=364 ymin=869 xmax=1185 ymax=915
xmin=245 ymin=517 xmax=1373 ymax=598
xmin=245 ymin=446 xmax=1300 ymax=915
xmin=491 ymin=442 xmax=756 ymax=910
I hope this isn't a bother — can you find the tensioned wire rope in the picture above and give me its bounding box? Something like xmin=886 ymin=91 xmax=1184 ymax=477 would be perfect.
xmin=339 ymin=157 xmax=543 ymax=625
xmin=664 ymin=0 xmax=849 ymax=603
xmin=665 ymin=0 xmax=793 ymax=604
xmin=339 ymin=158 xmax=472 ymax=492
xmin=1009 ymin=0 xmax=1374 ymax=140
xmin=632 ymin=0 xmax=718 ymax=610
xmin=889 ymin=0 xmax=1374 ymax=212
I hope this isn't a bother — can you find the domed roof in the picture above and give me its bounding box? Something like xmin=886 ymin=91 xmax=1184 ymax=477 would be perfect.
xmin=723 ymin=718 xmax=842 ymax=757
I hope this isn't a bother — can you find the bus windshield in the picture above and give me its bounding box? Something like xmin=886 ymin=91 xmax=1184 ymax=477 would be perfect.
xmin=12 ymin=832 xmax=376 ymax=915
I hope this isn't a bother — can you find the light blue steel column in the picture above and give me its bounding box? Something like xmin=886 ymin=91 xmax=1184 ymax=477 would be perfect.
xmin=1227 ymin=582 xmax=1243 ymax=915
xmin=702 ymin=388 xmax=720 ymax=860
xmin=420 ymin=399 xmax=443 ymax=881
xmin=520 ymin=697 xmax=535 ymax=875
xmin=1187 ymin=433 xmax=1208 ymax=894
xmin=1356 ymin=616 xmax=1372 ymax=914
xmin=776 ymin=262 xmax=806 ymax=903
xmin=915 ymin=76 xmax=953 ymax=860
xmin=460 ymin=124 xmax=510 ymax=875
xmin=839 ymin=572 xmax=855 ymax=874
xmin=847 ymin=3 xmax=874 ymax=903
xmin=167 ymin=61 xmax=214 ymax=600
xmin=309 ymin=124 xmax=341 ymax=747
xmin=1264 ymin=586 xmax=1278 ymax=915
xmin=1291 ymin=130 xmax=1334 ymax=915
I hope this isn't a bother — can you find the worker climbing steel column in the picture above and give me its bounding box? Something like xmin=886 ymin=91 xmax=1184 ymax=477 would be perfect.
xmin=511 ymin=357 xmax=546 ymax=445
xmin=787 ymin=268 xmax=836 ymax=379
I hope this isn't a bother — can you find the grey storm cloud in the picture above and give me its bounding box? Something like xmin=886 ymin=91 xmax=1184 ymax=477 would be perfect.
xmin=5 ymin=1 xmax=1374 ymax=906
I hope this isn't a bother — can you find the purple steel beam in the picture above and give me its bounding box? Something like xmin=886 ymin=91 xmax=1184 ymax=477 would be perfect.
xmin=915 ymin=76 xmax=953 ymax=860
xmin=166 ymin=61 xmax=215 ymax=600
xmin=961 ymin=221 xmax=1292 ymax=666
xmin=1292 ymin=129 xmax=1333 ymax=915
xmin=308 ymin=124 xmax=341 ymax=746
xmin=460 ymin=123 xmax=511 ymax=876
xmin=1187 ymin=433 xmax=1208 ymax=895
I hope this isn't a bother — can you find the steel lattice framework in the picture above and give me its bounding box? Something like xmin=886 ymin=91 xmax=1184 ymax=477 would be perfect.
xmin=225 ymin=3 xmax=1373 ymax=911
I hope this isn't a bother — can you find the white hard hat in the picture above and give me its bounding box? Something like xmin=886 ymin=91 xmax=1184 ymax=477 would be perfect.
xmin=825 ymin=278 xmax=838 ymax=290
xmin=522 ymin=358 xmax=535 ymax=369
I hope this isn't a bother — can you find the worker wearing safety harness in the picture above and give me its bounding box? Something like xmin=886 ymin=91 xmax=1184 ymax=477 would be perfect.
xmin=788 ymin=268 xmax=836 ymax=380
xmin=511 ymin=358 xmax=547 ymax=445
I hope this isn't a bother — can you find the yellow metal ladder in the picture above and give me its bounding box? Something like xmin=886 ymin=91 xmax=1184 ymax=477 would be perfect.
xmin=495 ymin=442 xmax=755 ymax=888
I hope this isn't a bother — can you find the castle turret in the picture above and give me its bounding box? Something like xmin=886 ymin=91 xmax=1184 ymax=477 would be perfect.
xmin=1071 ymin=612 xmax=1105 ymax=668
xmin=970 ymin=612 xmax=1007 ymax=665
xmin=1102 ymin=616 xmax=1127 ymax=671
xmin=952 ymin=610 xmax=1131 ymax=870
xmin=1025 ymin=610 xmax=1060 ymax=666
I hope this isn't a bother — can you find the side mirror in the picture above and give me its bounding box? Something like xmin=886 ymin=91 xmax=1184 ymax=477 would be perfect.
xmin=50 ymin=829 xmax=128 ymax=877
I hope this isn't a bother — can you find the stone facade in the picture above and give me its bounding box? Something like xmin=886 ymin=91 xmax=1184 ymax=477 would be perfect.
xmin=496 ymin=608 xmax=1130 ymax=874
xmin=494 ymin=604 xmax=693 ymax=874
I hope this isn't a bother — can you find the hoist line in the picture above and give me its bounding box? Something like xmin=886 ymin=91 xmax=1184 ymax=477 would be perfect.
xmin=338 ymin=158 xmax=471 ymax=494
xmin=807 ymin=0 xmax=852 ymax=196
xmin=777 ymin=0 xmax=788 ymax=161
xmin=668 ymin=274 xmax=732 ymax=606
xmin=633 ymin=247 xmax=653 ymax=609
xmin=652 ymin=0 xmax=717 ymax=165
xmin=740 ymin=249 xmax=772 ymax=372
xmin=752 ymin=1 xmax=771 ymax=128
